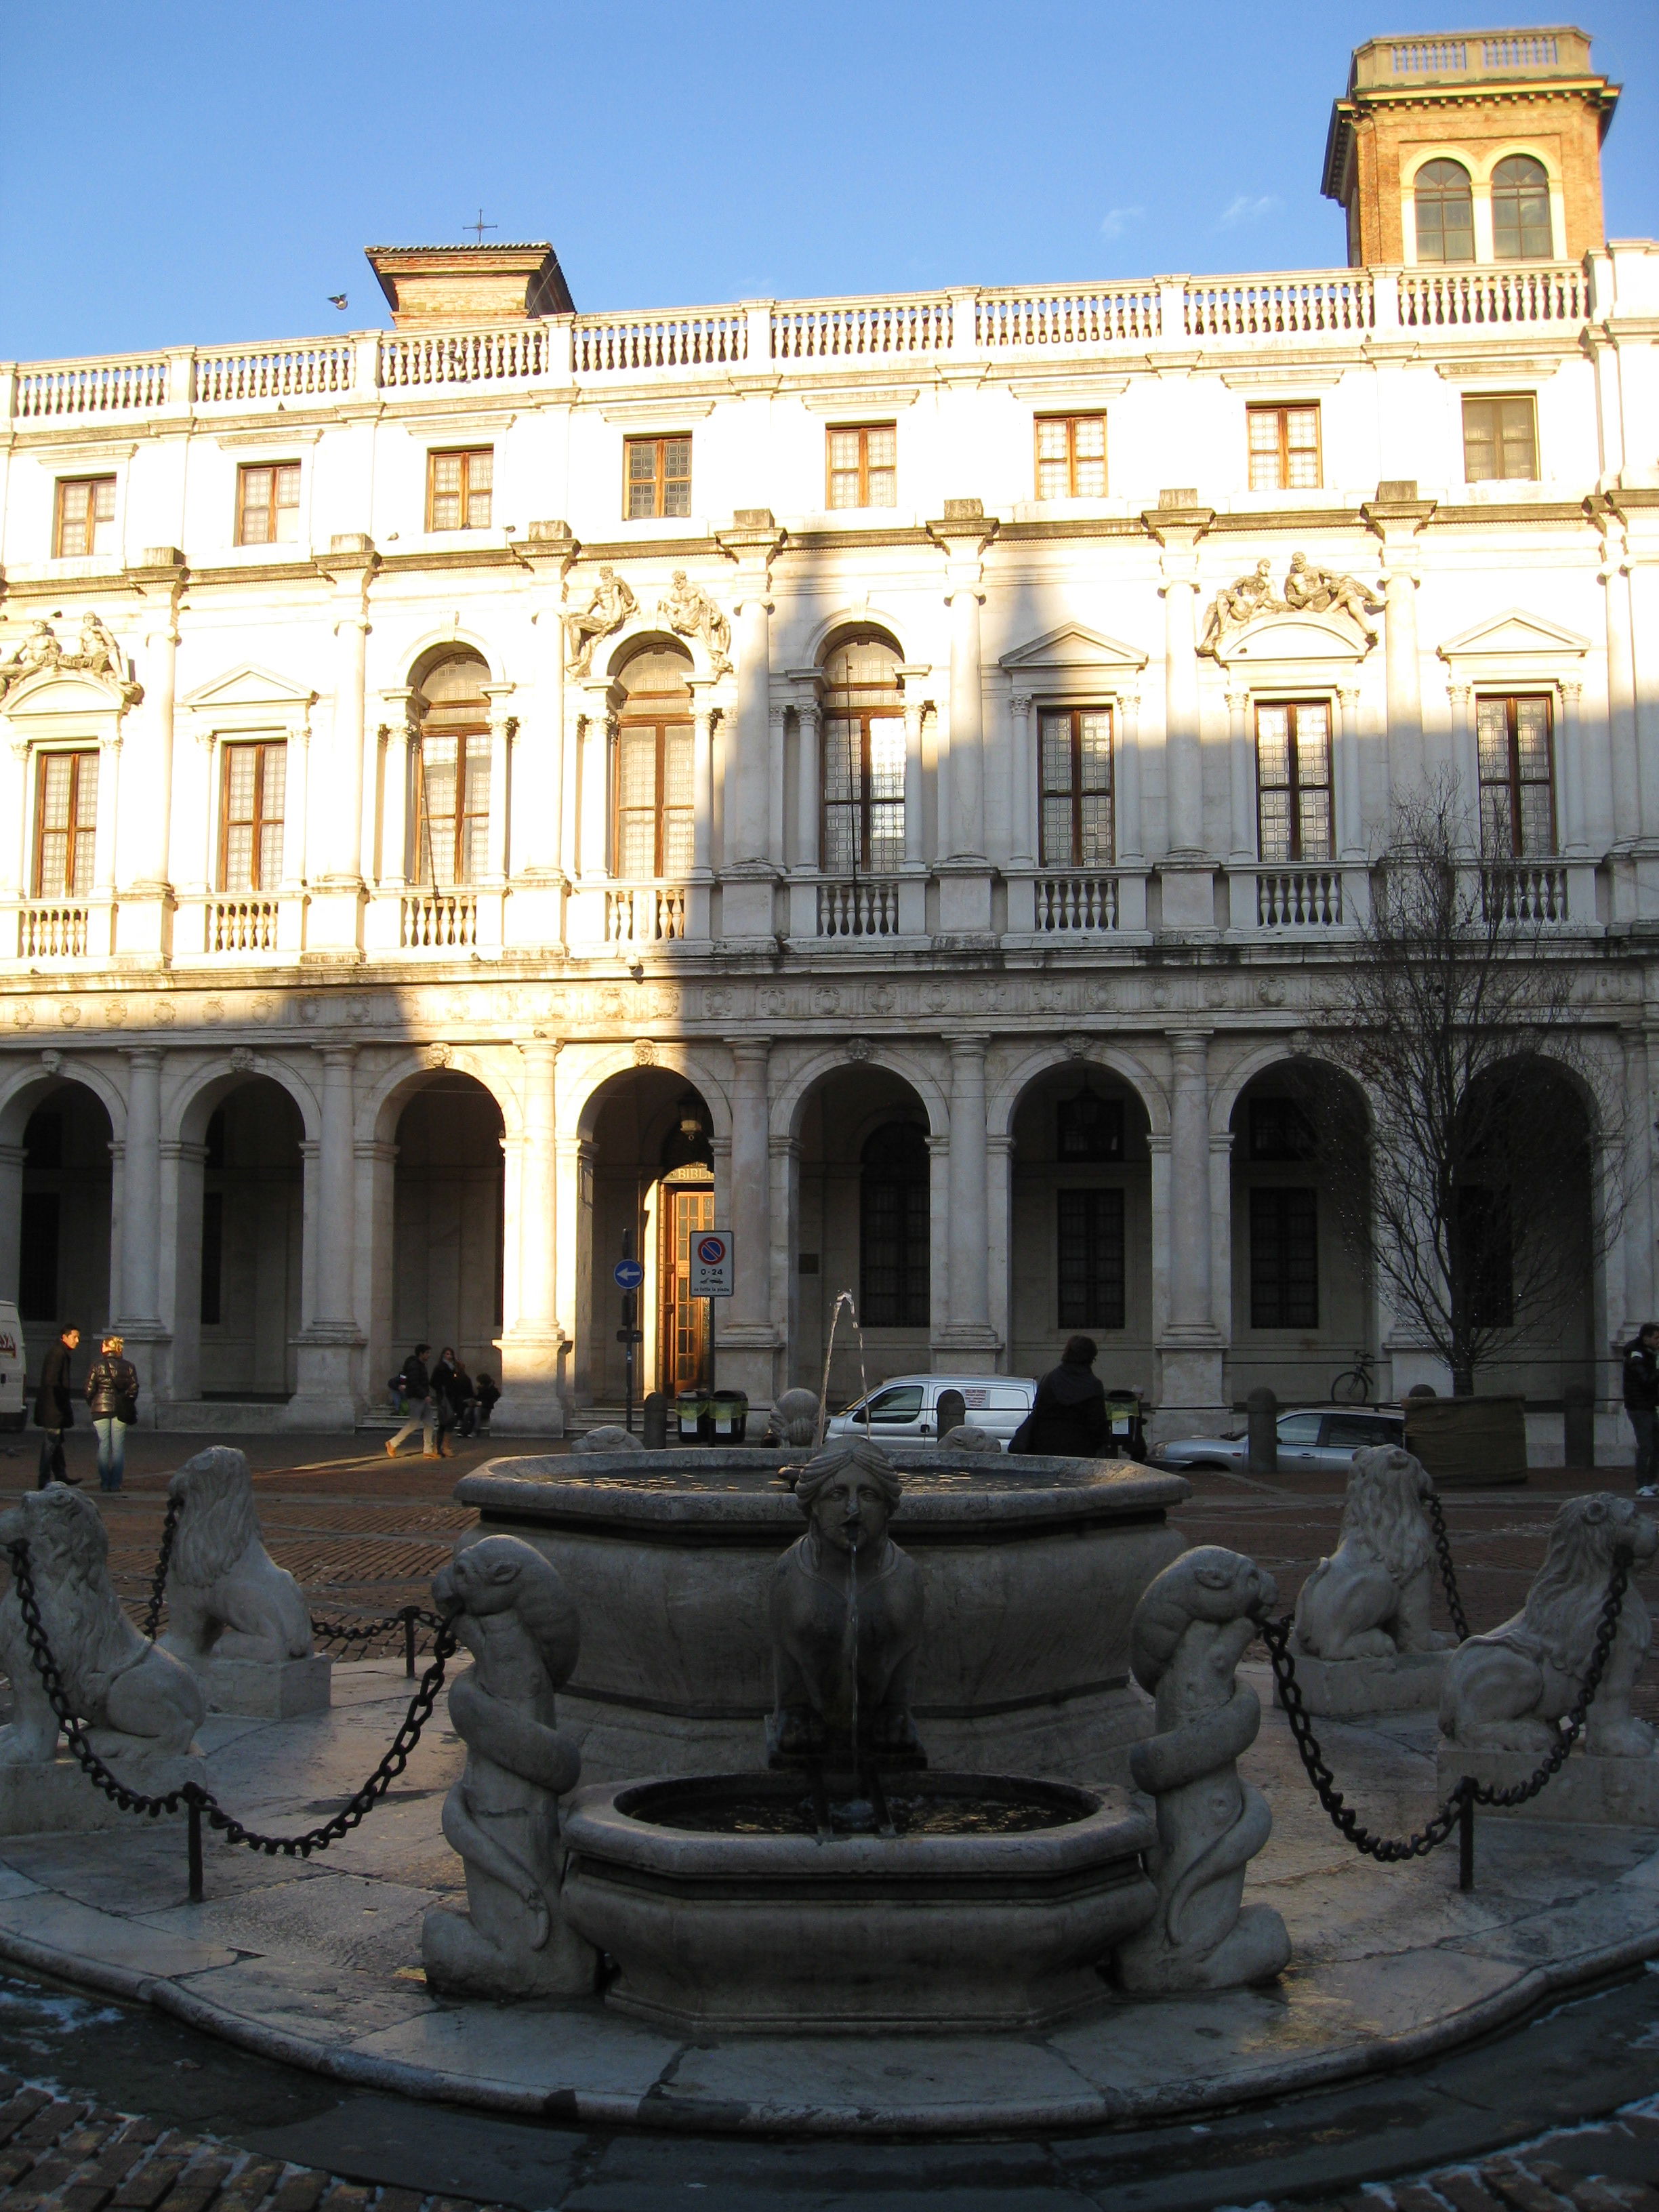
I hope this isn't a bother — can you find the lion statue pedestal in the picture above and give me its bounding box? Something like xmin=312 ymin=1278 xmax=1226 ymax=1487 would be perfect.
xmin=1283 ymin=1446 xmax=1456 ymax=1719
xmin=0 ymin=1486 xmax=204 ymax=1835
xmin=159 ymin=1448 xmax=329 ymax=1719
xmin=1438 ymin=1494 xmax=1659 ymax=1824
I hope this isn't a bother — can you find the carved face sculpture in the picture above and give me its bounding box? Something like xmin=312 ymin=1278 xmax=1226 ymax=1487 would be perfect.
xmin=811 ymin=1461 xmax=893 ymax=1555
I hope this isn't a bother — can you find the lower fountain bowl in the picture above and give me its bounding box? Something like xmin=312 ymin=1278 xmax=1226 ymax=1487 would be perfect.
xmin=560 ymin=1770 xmax=1158 ymax=2033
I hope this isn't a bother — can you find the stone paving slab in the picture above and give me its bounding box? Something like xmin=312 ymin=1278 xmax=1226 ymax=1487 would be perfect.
xmin=0 ymin=1662 xmax=1652 ymax=2137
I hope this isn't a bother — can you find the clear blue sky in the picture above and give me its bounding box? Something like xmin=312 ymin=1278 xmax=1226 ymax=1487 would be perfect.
xmin=3 ymin=2 xmax=1656 ymax=361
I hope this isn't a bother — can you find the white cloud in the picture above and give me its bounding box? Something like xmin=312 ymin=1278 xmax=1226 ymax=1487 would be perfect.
xmin=1218 ymin=192 xmax=1282 ymax=228
xmin=1101 ymin=205 xmax=1144 ymax=240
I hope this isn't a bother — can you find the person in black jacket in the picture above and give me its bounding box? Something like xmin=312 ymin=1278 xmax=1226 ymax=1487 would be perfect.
xmin=33 ymin=1324 xmax=81 ymax=1488
xmin=1622 ymin=1322 xmax=1659 ymax=1496
xmin=83 ymin=1334 xmax=140 ymax=1492
xmin=386 ymin=1344 xmax=434 ymax=1459
xmin=1009 ymin=1335 xmax=1109 ymax=1458
xmin=428 ymin=1347 xmax=464 ymax=1458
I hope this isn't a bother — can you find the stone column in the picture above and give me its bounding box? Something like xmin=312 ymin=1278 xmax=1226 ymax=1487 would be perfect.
xmin=1559 ymin=678 xmax=1588 ymax=856
xmin=118 ymin=1048 xmax=165 ymax=1334
xmin=516 ymin=520 xmax=577 ymax=890
xmin=377 ymin=692 xmax=414 ymax=886
xmin=691 ymin=691 xmax=716 ymax=876
xmin=767 ymin=699 xmax=788 ymax=868
xmin=288 ymin=1045 xmax=359 ymax=1428
xmin=577 ymin=695 xmax=613 ymax=880
xmin=1008 ymin=692 xmax=1035 ymax=868
xmin=1600 ymin=528 xmax=1639 ymax=840
xmin=719 ymin=1038 xmax=777 ymax=1408
xmin=308 ymin=536 xmax=377 ymax=953
xmin=1618 ymin=1026 xmax=1655 ymax=1345
xmin=1336 ymin=684 xmax=1365 ymax=859
xmin=495 ymin=1036 xmax=566 ymax=1433
xmin=945 ymin=583 xmax=985 ymax=860
xmin=1117 ymin=690 xmax=1145 ymax=865
xmin=1162 ymin=574 xmax=1203 ymax=856
xmin=899 ymin=671 xmax=930 ymax=869
xmin=1225 ymin=687 xmax=1254 ymax=860
xmin=94 ymin=733 xmax=123 ymax=895
xmin=1446 ymin=683 xmax=1477 ymax=819
xmin=793 ymin=697 xmax=821 ymax=871
xmin=714 ymin=512 xmax=784 ymax=941
xmin=927 ymin=504 xmax=997 ymax=930
xmin=115 ymin=554 xmax=184 ymax=958
xmin=483 ymin=686 xmax=514 ymax=884
xmin=937 ymin=1033 xmax=999 ymax=1366
xmin=1362 ymin=489 xmax=1435 ymax=805
xmin=0 ymin=1143 xmax=25 ymax=1314
xmin=1156 ymin=1029 xmax=1225 ymax=1420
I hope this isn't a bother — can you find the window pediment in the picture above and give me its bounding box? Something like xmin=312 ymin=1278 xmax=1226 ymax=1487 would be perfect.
xmin=180 ymin=664 xmax=320 ymax=716
xmin=1437 ymin=610 xmax=1591 ymax=671
xmin=1000 ymin=622 xmax=1148 ymax=689
xmin=0 ymin=669 xmax=129 ymax=720
xmin=1212 ymin=611 xmax=1370 ymax=668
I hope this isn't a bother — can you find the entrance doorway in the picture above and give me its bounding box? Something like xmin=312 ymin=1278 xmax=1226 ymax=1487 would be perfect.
xmin=659 ymin=1168 xmax=714 ymax=1393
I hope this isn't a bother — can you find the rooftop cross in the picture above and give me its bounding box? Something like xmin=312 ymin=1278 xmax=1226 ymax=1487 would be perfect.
xmin=464 ymin=209 xmax=497 ymax=245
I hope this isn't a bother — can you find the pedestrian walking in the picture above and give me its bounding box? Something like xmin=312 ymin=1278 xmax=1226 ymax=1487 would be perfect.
xmin=429 ymin=1347 xmax=463 ymax=1458
xmin=1622 ymin=1322 xmax=1659 ymax=1497
xmin=1008 ymin=1334 xmax=1109 ymax=1458
xmin=33 ymin=1324 xmax=81 ymax=1488
xmin=474 ymin=1372 xmax=500 ymax=1434
xmin=83 ymin=1334 xmax=140 ymax=1492
xmin=385 ymin=1343 xmax=435 ymax=1459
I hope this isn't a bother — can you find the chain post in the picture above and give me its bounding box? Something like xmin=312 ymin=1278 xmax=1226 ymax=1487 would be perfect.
xmin=1458 ymin=1780 xmax=1474 ymax=1891
xmin=187 ymin=1791 xmax=204 ymax=1902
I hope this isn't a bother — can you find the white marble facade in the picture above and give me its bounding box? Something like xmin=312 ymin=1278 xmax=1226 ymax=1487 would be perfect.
xmin=1 ymin=223 xmax=1657 ymax=1436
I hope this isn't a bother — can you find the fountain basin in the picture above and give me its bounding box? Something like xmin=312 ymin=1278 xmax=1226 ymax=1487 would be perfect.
xmin=560 ymin=1770 xmax=1158 ymax=2033
xmin=456 ymin=1450 xmax=1190 ymax=1783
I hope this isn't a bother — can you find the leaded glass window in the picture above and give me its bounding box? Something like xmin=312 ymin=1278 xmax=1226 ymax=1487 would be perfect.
xmin=1477 ymin=694 xmax=1555 ymax=857
xmin=1255 ymin=701 xmax=1332 ymax=864
xmin=1040 ymin=708 xmax=1114 ymax=867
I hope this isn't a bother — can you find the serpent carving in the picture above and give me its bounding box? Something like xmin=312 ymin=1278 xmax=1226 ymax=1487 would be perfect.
xmin=1113 ymin=1546 xmax=1292 ymax=1992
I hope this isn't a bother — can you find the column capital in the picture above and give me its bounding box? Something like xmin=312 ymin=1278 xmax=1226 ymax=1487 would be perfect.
xmin=316 ymin=1043 xmax=358 ymax=1070
xmin=942 ymin=1029 xmax=991 ymax=1054
xmin=1008 ymin=690 xmax=1033 ymax=717
xmin=726 ymin=1036 xmax=771 ymax=1067
xmin=518 ymin=1032 xmax=562 ymax=1061
xmin=123 ymin=1045 xmax=165 ymax=1069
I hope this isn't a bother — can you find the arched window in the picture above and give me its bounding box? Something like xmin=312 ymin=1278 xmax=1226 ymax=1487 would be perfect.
xmin=823 ymin=634 xmax=903 ymax=874
xmin=1492 ymin=156 xmax=1553 ymax=260
xmin=615 ymin=647 xmax=694 ymax=878
xmin=414 ymin=653 xmax=491 ymax=887
xmin=859 ymin=1120 xmax=929 ymax=1328
xmin=1414 ymin=159 xmax=1474 ymax=264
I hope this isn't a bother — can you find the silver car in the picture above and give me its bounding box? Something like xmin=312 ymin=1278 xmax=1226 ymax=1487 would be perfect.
xmin=1155 ymin=1406 xmax=1405 ymax=1474
xmin=825 ymin=1373 xmax=1039 ymax=1450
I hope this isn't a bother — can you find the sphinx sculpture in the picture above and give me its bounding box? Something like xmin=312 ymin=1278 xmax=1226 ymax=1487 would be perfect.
xmin=1114 ymin=1546 xmax=1291 ymax=1992
xmin=422 ymin=1535 xmax=598 ymax=1999
xmin=766 ymin=1437 xmax=924 ymax=1769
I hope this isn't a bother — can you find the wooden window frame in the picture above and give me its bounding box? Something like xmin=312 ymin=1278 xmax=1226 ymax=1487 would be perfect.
xmin=425 ymin=446 xmax=493 ymax=533
xmin=1056 ymin=1186 xmax=1126 ymax=1330
xmin=1038 ymin=706 xmax=1115 ymax=869
xmin=613 ymin=695 xmax=695 ymax=879
xmin=234 ymin=462 xmax=302 ymax=547
xmin=1413 ymin=158 xmax=1475 ymax=264
xmin=1032 ymin=413 xmax=1107 ymax=501
xmin=33 ymin=747 xmax=99 ymax=899
xmin=415 ymin=727 xmax=491 ymax=886
xmin=1462 ymin=394 xmax=1538 ymax=483
xmin=821 ymin=707 xmax=905 ymax=873
xmin=54 ymin=475 xmax=117 ymax=559
xmin=1255 ymin=699 xmax=1334 ymax=865
xmin=1491 ymin=155 xmax=1554 ymax=261
xmin=218 ymin=739 xmax=287 ymax=893
xmin=1248 ymin=1185 xmax=1319 ymax=1330
xmin=1246 ymin=404 xmax=1322 ymax=493
xmin=1476 ymin=692 xmax=1556 ymax=857
xmin=623 ymin=435 xmax=693 ymax=520
xmin=825 ymin=422 xmax=899 ymax=510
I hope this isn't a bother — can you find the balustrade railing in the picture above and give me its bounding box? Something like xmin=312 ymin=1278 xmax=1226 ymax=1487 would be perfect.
xmin=400 ymin=891 xmax=477 ymax=948
xmin=209 ymin=899 xmax=279 ymax=952
xmin=576 ymin=312 xmax=746 ymax=372
xmin=1036 ymin=875 xmax=1120 ymax=932
xmin=1481 ymin=863 xmax=1568 ymax=924
xmin=1257 ymin=871 xmax=1343 ymax=927
xmin=1399 ymin=264 xmax=1586 ymax=327
xmin=605 ymin=884 xmax=688 ymax=945
xmin=17 ymin=356 xmax=168 ymax=418
xmin=379 ymin=327 xmax=551 ymax=388
xmin=977 ymin=285 xmax=1161 ymax=348
xmin=772 ymin=297 xmax=951 ymax=360
xmin=18 ymin=903 xmax=89 ymax=958
xmin=817 ymin=880 xmax=901 ymax=938
xmin=1185 ymin=274 xmax=1374 ymax=336
xmin=195 ymin=344 xmax=354 ymax=403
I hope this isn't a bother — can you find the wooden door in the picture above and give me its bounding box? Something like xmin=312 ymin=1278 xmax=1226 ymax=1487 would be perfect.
xmin=660 ymin=1176 xmax=714 ymax=1393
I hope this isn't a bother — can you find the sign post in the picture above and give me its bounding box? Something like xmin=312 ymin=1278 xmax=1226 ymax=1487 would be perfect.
xmin=613 ymin=1246 xmax=646 ymax=1432
xmin=689 ymin=1232 xmax=735 ymax=1397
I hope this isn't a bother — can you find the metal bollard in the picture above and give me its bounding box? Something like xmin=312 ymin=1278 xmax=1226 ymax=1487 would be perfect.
xmin=404 ymin=1607 xmax=417 ymax=1678
xmin=1458 ymin=1782 xmax=1475 ymax=1891
xmin=187 ymin=1794 xmax=204 ymax=1902
xmin=1247 ymin=1387 xmax=1279 ymax=1477
xmin=642 ymin=1391 xmax=668 ymax=1450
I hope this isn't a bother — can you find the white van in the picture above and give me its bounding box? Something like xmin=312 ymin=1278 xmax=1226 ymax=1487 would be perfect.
xmin=825 ymin=1373 xmax=1038 ymax=1450
xmin=0 ymin=1303 xmax=24 ymax=1431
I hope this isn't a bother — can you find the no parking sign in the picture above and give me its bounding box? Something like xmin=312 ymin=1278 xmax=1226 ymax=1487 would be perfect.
xmin=689 ymin=1231 xmax=735 ymax=1298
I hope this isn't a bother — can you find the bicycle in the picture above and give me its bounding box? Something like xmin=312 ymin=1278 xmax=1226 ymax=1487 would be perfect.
xmin=1330 ymin=1349 xmax=1375 ymax=1404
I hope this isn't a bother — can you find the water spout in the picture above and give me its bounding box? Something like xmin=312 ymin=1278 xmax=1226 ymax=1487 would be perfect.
xmin=815 ymin=1290 xmax=872 ymax=1450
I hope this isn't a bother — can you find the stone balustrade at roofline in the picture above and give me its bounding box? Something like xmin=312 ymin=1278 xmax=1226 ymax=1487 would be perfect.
xmin=2 ymin=258 xmax=1610 ymax=422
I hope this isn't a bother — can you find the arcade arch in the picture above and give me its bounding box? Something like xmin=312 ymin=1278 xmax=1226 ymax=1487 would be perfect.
xmin=169 ymin=1076 xmax=305 ymax=1404
xmin=3 ymin=1078 xmax=113 ymax=1383
xmin=387 ymin=1073 xmax=506 ymax=1388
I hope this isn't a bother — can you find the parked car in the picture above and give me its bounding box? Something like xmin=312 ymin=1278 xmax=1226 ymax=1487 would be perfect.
xmin=0 ymin=1303 xmax=22 ymax=1431
xmin=1155 ymin=1405 xmax=1406 ymax=1475
xmin=825 ymin=1374 xmax=1038 ymax=1450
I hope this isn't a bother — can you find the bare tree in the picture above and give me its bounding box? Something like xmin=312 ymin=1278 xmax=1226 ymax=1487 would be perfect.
xmin=1296 ymin=777 xmax=1622 ymax=1397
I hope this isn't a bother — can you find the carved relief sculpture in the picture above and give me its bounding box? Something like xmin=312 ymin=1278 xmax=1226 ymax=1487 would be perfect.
xmin=423 ymin=1534 xmax=600 ymax=1999
xmin=563 ymin=565 xmax=636 ymax=676
xmin=0 ymin=1486 xmax=205 ymax=1769
xmin=0 ymin=621 xmax=62 ymax=703
xmin=1113 ymin=1546 xmax=1292 ymax=1992
xmin=1282 ymin=551 xmax=1384 ymax=643
xmin=659 ymin=569 xmax=732 ymax=677
xmin=1198 ymin=560 xmax=1283 ymax=655
xmin=1294 ymin=1446 xmax=1456 ymax=1662
xmin=0 ymin=615 xmax=142 ymax=705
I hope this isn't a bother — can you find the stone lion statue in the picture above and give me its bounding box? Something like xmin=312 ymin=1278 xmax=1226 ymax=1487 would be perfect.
xmin=941 ymin=1423 xmax=1000 ymax=1453
xmin=767 ymin=1437 xmax=924 ymax=1768
xmin=0 ymin=1486 xmax=204 ymax=1766
xmin=767 ymin=1388 xmax=822 ymax=1448
xmin=1294 ymin=1446 xmax=1454 ymax=1663
xmin=158 ymin=1448 xmax=313 ymax=1668
xmin=1115 ymin=1546 xmax=1291 ymax=1992
xmin=422 ymin=1534 xmax=598 ymax=1999
xmin=571 ymin=1425 xmax=644 ymax=1454
xmin=1440 ymin=1494 xmax=1658 ymax=1758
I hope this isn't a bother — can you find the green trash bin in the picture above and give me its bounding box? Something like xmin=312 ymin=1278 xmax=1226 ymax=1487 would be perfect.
xmin=708 ymin=1389 xmax=749 ymax=1442
xmin=675 ymin=1390 xmax=709 ymax=1441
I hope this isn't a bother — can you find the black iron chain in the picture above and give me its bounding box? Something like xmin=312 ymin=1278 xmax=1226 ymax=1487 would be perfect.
xmin=1425 ymin=1490 xmax=1470 ymax=1643
xmin=4 ymin=1538 xmax=457 ymax=1855
xmin=1256 ymin=1543 xmax=1632 ymax=1859
xmin=310 ymin=1605 xmax=447 ymax=1646
xmin=140 ymin=1495 xmax=182 ymax=1642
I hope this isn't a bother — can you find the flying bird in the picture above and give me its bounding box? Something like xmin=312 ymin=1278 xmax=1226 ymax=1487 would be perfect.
xmin=327 ymin=293 xmax=348 ymax=310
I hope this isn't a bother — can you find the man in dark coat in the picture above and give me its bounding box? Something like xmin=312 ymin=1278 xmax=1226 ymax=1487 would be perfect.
xmin=1010 ymin=1335 xmax=1109 ymax=1458
xmin=1622 ymin=1322 xmax=1659 ymax=1496
xmin=33 ymin=1324 xmax=81 ymax=1488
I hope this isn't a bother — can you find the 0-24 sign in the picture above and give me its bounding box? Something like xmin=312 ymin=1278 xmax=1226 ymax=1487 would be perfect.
xmin=689 ymin=1232 xmax=735 ymax=1298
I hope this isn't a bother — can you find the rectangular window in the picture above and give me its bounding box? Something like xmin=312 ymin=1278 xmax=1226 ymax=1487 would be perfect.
xmin=18 ymin=1191 xmax=60 ymax=1322
xmin=1256 ymin=701 xmax=1332 ymax=864
xmin=1040 ymin=708 xmax=1115 ymax=867
xmin=1248 ymin=1097 xmax=1316 ymax=1162
xmin=822 ymin=714 xmax=905 ymax=873
xmin=34 ymin=750 xmax=98 ymax=897
xmin=54 ymin=476 xmax=117 ymax=558
xmin=1057 ymin=1188 xmax=1126 ymax=1330
xmin=1247 ymin=406 xmax=1322 ymax=492
xmin=1477 ymin=694 xmax=1555 ymax=858
xmin=236 ymin=462 xmax=302 ymax=546
xmin=826 ymin=423 xmax=897 ymax=510
xmin=1034 ymin=414 xmax=1107 ymax=500
xmin=199 ymin=1189 xmax=224 ymax=1327
xmin=1250 ymin=1187 xmax=1319 ymax=1328
xmin=615 ymin=718 xmax=695 ymax=878
xmin=625 ymin=436 xmax=693 ymax=520
xmin=1462 ymin=396 xmax=1538 ymax=483
xmin=220 ymin=740 xmax=287 ymax=892
xmin=427 ymin=447 xmax=493 ymax=531
xmin=1057 ymin=1090 xmax=1124 ymax=1162
xmin=415 ymin=733 xmax=491 ymax=886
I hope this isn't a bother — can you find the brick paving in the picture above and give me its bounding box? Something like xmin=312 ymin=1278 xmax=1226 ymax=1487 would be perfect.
xmin=1281 ymin=2115 xmax=1659 ymax=2211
